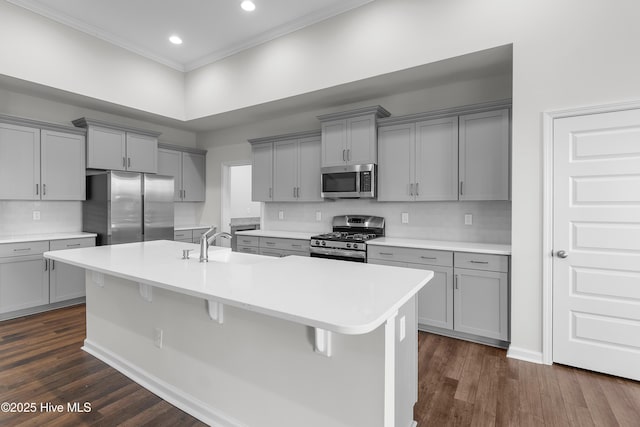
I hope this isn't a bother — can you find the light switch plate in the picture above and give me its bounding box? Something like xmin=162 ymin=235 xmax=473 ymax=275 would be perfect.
xmin=315 ymin=211 xmax=322 ymax=221
xmin=401 ymin=212 xmax=409 ymax=224
xmin=32 ymin=211 xmax=40 ymax=220
xmin=154 ymin=328 xmax=163 ymax=349
xmin=278 ymin=210 xmax=284 ymax=220
xmin=464 ymin=214 xmax=473 ymax=225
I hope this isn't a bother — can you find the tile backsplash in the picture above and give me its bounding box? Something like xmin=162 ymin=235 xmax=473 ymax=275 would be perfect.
xmin=263 ymin=200 xmax=511 ymax=244
xmin=0 ymin=201 xmax=82 ymax=236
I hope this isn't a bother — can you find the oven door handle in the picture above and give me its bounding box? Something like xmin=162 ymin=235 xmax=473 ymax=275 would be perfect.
xmin=310 ymin=247 xmax=366 ymax=260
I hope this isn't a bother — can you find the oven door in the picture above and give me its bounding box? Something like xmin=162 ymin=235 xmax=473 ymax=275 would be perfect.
xmin=309 ymin=246 xmax=366 ymax=263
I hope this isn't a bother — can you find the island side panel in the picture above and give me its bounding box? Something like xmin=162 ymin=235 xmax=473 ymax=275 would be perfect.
xmin=83 ymin=272 xmax=388 ymax=427
xmin=395 ymin=295 xmax=418 ymax=427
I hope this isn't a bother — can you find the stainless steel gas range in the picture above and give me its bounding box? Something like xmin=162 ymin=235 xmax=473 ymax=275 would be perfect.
xmin=310 ymin=215 xmax=385 ymax=262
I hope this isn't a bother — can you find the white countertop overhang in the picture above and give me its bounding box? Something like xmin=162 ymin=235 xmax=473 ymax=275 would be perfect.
xmin=44 ymin=240 xmax=432 ymax=335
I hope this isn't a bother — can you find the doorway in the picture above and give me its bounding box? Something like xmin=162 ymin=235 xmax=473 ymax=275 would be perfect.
xmin=543 ymin=101 xmax=640 ymax=380
xmin=221 ymin=162 xmax=261 ymax=246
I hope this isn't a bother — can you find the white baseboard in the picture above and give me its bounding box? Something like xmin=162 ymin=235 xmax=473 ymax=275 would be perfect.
xmin=506 ymin=345 xmax=545 ymax=364
xmin=82 ymin=340 xmax=245 ymax=427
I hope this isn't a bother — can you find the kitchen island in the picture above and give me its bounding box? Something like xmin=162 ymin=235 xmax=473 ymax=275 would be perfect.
xmin=45 ymin=240 xmax=433 ymax=427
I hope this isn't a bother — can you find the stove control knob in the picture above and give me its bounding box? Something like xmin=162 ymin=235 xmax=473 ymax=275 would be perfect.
xmin=346 ymin=243 xmax=351 ymax=249
xmin=314 ymin=240 xmax=320 ymax=245
xmin=353 ymin=243 xmax=358 ymax=249
xmin=321 ymin=241 xmax=326 ymax=246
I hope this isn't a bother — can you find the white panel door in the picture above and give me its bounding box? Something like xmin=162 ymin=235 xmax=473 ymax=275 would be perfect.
xmin=297 ymin=136 xmax=322 ymax=202
xmin=181 ymin=152 xmax=206 ymax=202
xmin=377 ymin=124 xmax=414 ymax=201
xmin=87 ymin=126 xmax=126 ymax=170
xmin=251 ymin=142 xmax=273 ymax=201
xmin=347 ymin=115 xmax=376 ymax=165
xmin=41 ymin=130 xmax=85 ymax=200
xmin=415 ymin=117 xmax=459 ymax=201
xmin=321 ymin=120 xmax=346 ymax=167
xmin=553 ymin=108 xmax=640 ymax=381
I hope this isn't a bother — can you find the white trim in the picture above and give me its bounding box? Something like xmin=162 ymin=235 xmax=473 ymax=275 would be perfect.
xmin=82 ymin=340 xmax=246 ymax=427
xmin=221 ymin=160 xmax=252 ymax=236
xmin=541 ymin=99 xmax=640 ymax=366
xmin=384 ymin=311 xmax=398 ymax=427
xmin=506 ymin=346 xmax=544 ymax=364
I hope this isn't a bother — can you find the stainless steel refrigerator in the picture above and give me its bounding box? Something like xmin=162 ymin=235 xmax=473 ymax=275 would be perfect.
xmin=83 ymin=171 xmax=174 ymax=245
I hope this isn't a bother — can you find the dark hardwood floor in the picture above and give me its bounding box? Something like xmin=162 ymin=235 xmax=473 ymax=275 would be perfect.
xmin=1 ymin=305 xmax=638 ymax=426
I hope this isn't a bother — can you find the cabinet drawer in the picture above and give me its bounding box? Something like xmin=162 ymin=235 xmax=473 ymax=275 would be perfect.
xmin=50 ymin=237 xmax=95 ymax=251
xmin=454 ymin=252 xmax=509 ymax=272
xmin=237 ymin=235 xmax=260 ymax=247
xmin=260 ymin=237 xmax=309 ymax=252
xmin=368 ymin=245 xmax=452 ymax=267
xmin=192 ymin=228 xmax=211 ymax=243
xmin=236 ymin=245 xmax=260 ymax=255
xmin=174 ymin=230 xmax=193 ymax=241
xmin=0 ymin=241 xmax=49 ymax=258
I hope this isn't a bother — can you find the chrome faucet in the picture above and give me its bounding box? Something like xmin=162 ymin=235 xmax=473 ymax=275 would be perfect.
xmin=199 ymin=227 xmax=232 ymax=262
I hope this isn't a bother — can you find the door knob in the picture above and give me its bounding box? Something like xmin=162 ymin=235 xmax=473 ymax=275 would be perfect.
xmin=556 ymin=250 xmax=568 ymax=259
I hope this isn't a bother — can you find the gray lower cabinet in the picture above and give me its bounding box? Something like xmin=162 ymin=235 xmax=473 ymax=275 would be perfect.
xmin=0 ymin=237 xmax=95 ymax=319
xmin=174 ymin=227 xmax=213 ymax=244
xmin=368 ymin=245 xmax=509 ymax=346
xmin=234 ymin=236 xmax=309 ymax=257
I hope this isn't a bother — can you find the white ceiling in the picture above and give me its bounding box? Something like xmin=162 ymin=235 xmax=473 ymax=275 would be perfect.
xmin=7 ymin=0 xmax=375 ymax=71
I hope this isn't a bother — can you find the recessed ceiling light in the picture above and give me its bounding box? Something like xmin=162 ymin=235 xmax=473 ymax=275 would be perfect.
xmin=241 ymin=1 xmax=256 ymax=12
xmin=169 ymin=35 xmax=183 ymax=45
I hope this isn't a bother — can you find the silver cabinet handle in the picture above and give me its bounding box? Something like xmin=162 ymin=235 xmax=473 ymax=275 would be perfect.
xmin=183 ymin=189 xmax=186 ymax=199
xmin=416 ymin=182 xmax=419 ymax=196
xmin=43 ymin=184 xmax=46 ymax=196
xmin=556 ymin=250 xmax=569 ymax=259
xmin=123 ymin=157 xmax=126 ymax=168
xmin=342 ymin=149 xmax=346 ymax=161
xmin=460 ymin=181 xmax=464 ymax=196
xmin=265 ymin=241 xmax=276 ymax=246
xmin=379 ymin=252 xmax=394 ymax=256
xmin=291 ymin=244 xmax=302 ymax=248
xmin=455 ymin=275 xmax=459 ymax=289
xmin=347 ymin=149 xmax=351 ymax=161
xmin=44 ymin=259 xmax=48 ymax=271
xmin=14 ymin=248 xmax=31 ymax=252
xmin=269 ymin=187 xmax=272 ymax=198
xmin=128 ymin=158 xmax=131 ymax=168
xmin=420 ymin=256 xmax=436 ymax=260
xmin=66 ymin=243 xmax=81 ymax=247
xmin=52 ymin=260 xmax=55 ymax=270
xmin=470 ymin=260 xmax=489 ymax=264
xmin=35 ymin=184 xmax=39 ymax=195
xmin=409 ymin=183 xmax=414 ymax=196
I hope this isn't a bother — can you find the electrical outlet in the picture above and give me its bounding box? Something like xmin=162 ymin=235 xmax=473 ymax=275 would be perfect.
xmin=464 ymin=214 xmax=473 ymax=225
xmin=278 ymin=210 xmax=284 ymax=220
xmin=32 ymin=211 xmax=40 ymax=220
xmin=401 ymin=212 xmax=409 ymax=224
xmin=399 ymin=316 xmax=406 ymax=341
xmin=315 ymin=211 xmax=322 ymax=221
xmin=154 ymin=328 xmax=163 ymax=348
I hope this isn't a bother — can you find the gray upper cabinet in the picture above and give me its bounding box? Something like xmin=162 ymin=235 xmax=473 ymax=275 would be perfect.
xmin=0 ymin=117 xmax=85 ymax=201
xmin=378 ymin=116 xmax=458 ymax=201
xmin=249 ymin=130 xmax=322 ymax=202
xmin=0 ymin=122 xmax=40 ymax=200
xmin=251 ymin=142 xmax=274 ymax=202
xmin=458 ymin=109 xmax=510 ymax=200
xmin=318 ymin=106 xmax=390 ymax=167
xmin=41 ymin=130 xmax=86 ymax=200
xmin=73 ymin=118 xmax=160 ymax=173
xmin=157 ymin=145 xmax=207 ymax=202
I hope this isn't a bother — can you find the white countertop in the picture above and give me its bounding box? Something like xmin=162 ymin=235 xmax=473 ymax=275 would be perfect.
xmin=0 ymin=232 xmax=97 ymax=245
xmin=235 ymin=230 xmax=318 ymax=240
xmin=368 ymin=237 xmax=511 ymax=255
xmin=44 ymin=240 xmax=432 ymax=335
xmin=175 ymin=225 xmax=214 ymax=231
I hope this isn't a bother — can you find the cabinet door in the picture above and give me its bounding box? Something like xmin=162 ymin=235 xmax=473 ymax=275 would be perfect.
xmin=126 ymin=133 xmax=158 ymax=173
xmin=459 ymin=109 xmax=510 ymax=200
xmin=297 ymin=136 xmax=322 ymax=202
xmin=321 ymin=120 xmax=346 ymax=167
xmin=377 ymin=124 xmax=414 ymax=201
xmin=251 ymin=143 xmax=273 ymax=201
xmin=158 ymin=148 xmax=183 ymax=201
xmin=346 ymin=115 xmax=376 ymax=164
xmin=0 ymin=123 xmax=40 ymax=200
xmin=49 ymin=260 xmax=85 ymax=303
xmin=182 ymin=152 xmax=206 ymax=202
xmin=0 ymin=256 xmax=49 ymax=314
xmin=273 ymin=139 xmax=298 ymax=201
xmin=411 ymin=264 xmax=454 ymax=330
xmin=454 ymin=268 xmax=509 ymax=340
xmin=41 ymin=130 xmax=85 ymax=200
xmin=415 ymin=117 xmax=459 ymax=201
xmin=87 ymin=126 xmax=126 ymax=170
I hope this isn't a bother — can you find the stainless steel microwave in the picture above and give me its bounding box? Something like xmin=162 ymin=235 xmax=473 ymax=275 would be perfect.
xmin=321 ymin=164 xmax=376 ymax=199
